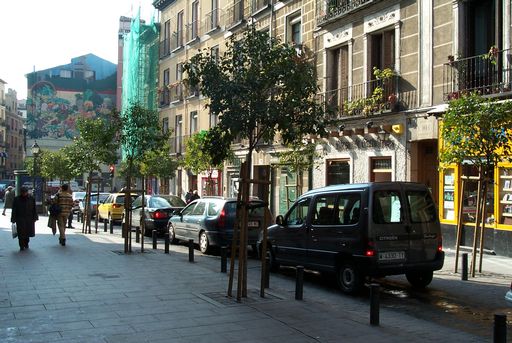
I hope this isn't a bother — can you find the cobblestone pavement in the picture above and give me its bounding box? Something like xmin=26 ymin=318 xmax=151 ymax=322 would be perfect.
xmin=0 ymin=213 xmax=504 ymax=342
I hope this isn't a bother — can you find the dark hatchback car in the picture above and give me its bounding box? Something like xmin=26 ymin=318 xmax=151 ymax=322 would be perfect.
xmin=168 ymin=197 xmax=271 ymax=254
xmin=129 ymin=195 xmax=186 ymax=235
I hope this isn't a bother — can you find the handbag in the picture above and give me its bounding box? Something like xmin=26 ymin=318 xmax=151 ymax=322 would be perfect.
xmin=49 ymin=203 xmax=61 ymax=216
xmin=11 ymin=223 xmax=17 ymax=239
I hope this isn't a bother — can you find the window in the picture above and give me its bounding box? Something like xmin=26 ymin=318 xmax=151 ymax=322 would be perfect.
xmin=370 ymin=157 xmax=392 ymax=182
xmin=461 ymin=164 xmax=494 ymax=224
xmin=182 ymin=203 xmax=196 ymax=216
xmin=210 ymin=0 xmax=219 ymax=29
xmin=163 ymin=19 xmax=170 ymax=55
xmin=287 ymin=14 xmax=302 ymax=46
xmin=285 ymin=198 xmax=310 ymax=226
xmin=339 ymin=193 xmax=361 ymax=225
xmin=190 ymin=111 xmax=198 ymax=134
xmin=326 ymin=45 xmax=349 ymax=109
xmin=175 ymin=115 xmax=183 ymax=153
xmin=174 ymin=64 xmax=183 ymax=99
xmin=191 ymin=1 xmax=199 ymax=39
xmin=162 ymin=117 xmax=169 ymax=134
xmin=369 ymin=28 xmax=395 ymax=78
xmin=211 ymin=45 xmax=220 ymax=64
xmin=373 ymin=190 xmax=402 ymax=224
xmin=407 ymin=191 xmax=437 ymax=223
xmin=191 ymin=201 xmax=206 ymax=215
xmin=176 ymin=11 xmax=184 ymax=47
xmin=60 ymin=70 xmax=72 ymax=78
xmin=326 ymin=159 xmax=350 ymax=185
xmin=162 ymin=68 xmax=170 ymax=105
xmin=209 ymin=109 xmax=218 ymax=128
xmin=312 ymin=195 xmax=338 ymax=225
xmin=208 ymin=201 xmax=222 ymax=216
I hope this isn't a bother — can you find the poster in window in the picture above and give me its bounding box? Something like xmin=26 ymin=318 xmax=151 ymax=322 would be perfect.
xmin=443 ymin=190 xmax=454 ymax=209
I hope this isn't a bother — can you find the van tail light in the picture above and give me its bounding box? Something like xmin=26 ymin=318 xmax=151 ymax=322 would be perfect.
xmin=218 ymin=208 xmax=226 ymax=228
xmin=112 ymin=204 xmax=122 ymax=209
xmin=151 ymin=211 xmax=168 ymax=220
xmin=437 ymin=236 xmax=443 ymax=253
xmin=365 ymin=240 xmax=376 ymax=257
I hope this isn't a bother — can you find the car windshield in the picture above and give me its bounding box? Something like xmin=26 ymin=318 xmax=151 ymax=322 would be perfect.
xmin=149 ymin=197 xmax=172 ymax=208
xmin=160 ymin=195 xmax=186 ymax=207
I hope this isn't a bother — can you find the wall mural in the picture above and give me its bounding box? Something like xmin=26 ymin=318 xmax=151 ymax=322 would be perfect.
xmin=26 ymin=81 xmax=115 ymax=140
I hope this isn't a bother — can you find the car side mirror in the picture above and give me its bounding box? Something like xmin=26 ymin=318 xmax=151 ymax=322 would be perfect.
xmin=276 ymin=215 xmax=284 ymax=226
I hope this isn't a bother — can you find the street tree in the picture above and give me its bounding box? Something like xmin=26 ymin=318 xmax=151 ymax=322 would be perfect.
xmin=120 ymin=102 xmax=167 ymax=252
xmin=184 ymin=26 xmax=330 ymax=298
xmin=140 ymin=142 xmax=179 ymax=194
xmin=440 ymin=92 xmax=512 ymax=275
xmin=40 ymin=150 xmax=78 ymax=183
xmin=182 ymin=130 xmax=230 ymax=195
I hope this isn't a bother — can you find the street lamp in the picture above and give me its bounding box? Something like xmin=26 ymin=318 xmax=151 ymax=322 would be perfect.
xmin=31 ymin=141 xmax=40 ymax=193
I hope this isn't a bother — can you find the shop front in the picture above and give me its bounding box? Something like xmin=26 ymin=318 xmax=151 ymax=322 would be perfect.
xmin=439 ymin=163 xmax=512 ymax=257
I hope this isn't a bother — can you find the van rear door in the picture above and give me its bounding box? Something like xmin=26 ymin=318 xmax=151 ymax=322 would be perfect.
xmin=371 ymin=186 xmax=409 ymax=265
xmin=404 ymin=186 xmax=440 ymax=262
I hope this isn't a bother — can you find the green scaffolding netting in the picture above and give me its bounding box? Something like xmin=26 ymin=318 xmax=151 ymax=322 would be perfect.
xmin=121 ymin=11 xmax=160 ymax=159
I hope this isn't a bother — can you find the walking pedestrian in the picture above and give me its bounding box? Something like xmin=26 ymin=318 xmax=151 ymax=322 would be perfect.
xmin=2 ymin=186 xmax=14 ymax=216
xmin=55 ymin=184 xmax=73 ymax=246
xmin=189 ymin=189 xmax=200 ymax=202
xmin=185 ymin=189 xmax=193 ymax=204
xmin=11 ymin=186 xmax=38 ymax=251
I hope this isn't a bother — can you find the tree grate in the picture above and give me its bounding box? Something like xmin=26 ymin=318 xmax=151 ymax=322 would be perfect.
xmin=201 ymin=289 xmax=283 ymax=306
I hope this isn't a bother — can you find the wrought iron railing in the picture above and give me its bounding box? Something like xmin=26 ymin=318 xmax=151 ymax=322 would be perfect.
xmin=158 ymin=89 xmax=170 ymax=107
xmin=252 ymin=0 xmax=270 ymax=13
xmin=317 ymin=0 xmax=375 ymax=25
xmin=443 ymin=48 xmax=512 ymax=101
xmin=186 ymin=20 xmax=201 ymax=42
xmin=170 ymin=84 xmax=183 ymax=102
xmin=204 ymin=8 xmax=221 ymax=32
xmin=224 ymin=0 xmax=245 ymax=28
xmin=159 ymin=38 xmax=170 ymax=59
xmin=317 ymin=77 xmax=399 ymax=118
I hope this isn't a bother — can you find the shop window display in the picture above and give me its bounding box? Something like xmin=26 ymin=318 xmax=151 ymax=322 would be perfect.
xmin=498 ymin=167 xmax=512 ymax=225
xmin=461 ymin=164 xmax=494 ymax=224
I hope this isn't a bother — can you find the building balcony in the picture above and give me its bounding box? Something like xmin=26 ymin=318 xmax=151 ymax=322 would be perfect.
xmin=224 ymin=0 xmax=245 ymax=29
xmin=159 ymin=38 xmax=171 ymax=59
xmin=317 ymin=76 xmax=402 ymax=119
xmin=186 ymin=20 xmax=201 ymax=44
xmin=251 ymin=0 xmax=270 ymax=14
xmin=158 ymin=88 xmax=171 ymax=108
xmin=170 ymin=84 xmax=184 ymax=103
xmin=443 ymin=48 xmax=512 ymax=101
xmin=203 ymin=8 xmax=221 ymax=33
xmin=170 ymin=30 xmax=184 ymax=51
xmin=169 ymin=134 xmax=191 ymax=155
xmin=316 ymin=0 xmax=376 ymax=26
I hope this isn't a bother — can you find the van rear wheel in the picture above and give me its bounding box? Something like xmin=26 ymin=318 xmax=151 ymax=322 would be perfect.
xmin=337 ymin=262 xmax=363 ymax=294
xmin=406 ymin=271 xmax=433 ymax=289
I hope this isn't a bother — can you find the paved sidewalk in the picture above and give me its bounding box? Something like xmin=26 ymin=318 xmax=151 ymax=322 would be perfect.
xmin=0 ymin=214 xmax=493 ymax=342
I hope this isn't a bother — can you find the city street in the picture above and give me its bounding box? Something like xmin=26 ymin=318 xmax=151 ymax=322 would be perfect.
xmin=0 ymin=205 xmax=510 ymax=342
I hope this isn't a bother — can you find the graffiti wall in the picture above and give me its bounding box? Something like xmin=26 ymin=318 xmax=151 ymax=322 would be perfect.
xmin=26 ymin=81 xmax=115 ymax=140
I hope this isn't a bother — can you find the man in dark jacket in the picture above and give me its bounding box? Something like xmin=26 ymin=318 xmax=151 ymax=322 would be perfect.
xmin=11 ymin=186 xmax=38 ymax=251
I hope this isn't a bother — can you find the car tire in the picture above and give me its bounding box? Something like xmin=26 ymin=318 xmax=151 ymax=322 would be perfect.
xmin=199 ymin=231 xmax=210 ymax=254
xmin=406 ymin=270 xmax=433 ymax=289
xmin=337 ymin=261 xmax=363 ymax=294
xmin=266 ymin=246 xmax=280 ymax=272
xmin=168 ymin=224 xmax=178 ymax=244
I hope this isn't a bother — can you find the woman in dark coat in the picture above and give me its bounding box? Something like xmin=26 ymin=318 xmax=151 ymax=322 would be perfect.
xmin=11 ymin=187 xmax=38 ymax=251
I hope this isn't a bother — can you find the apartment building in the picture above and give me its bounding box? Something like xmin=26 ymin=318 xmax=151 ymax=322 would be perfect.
xmin=4 ymin=89 xmax=24 ymax=178
xmin=154 ymin=0 xmax=317 ymax=214
xmin=0 ymin=80 xmax=8 ymax=178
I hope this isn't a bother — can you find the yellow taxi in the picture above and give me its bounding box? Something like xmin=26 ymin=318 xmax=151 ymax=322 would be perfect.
xmin=98 ymin=193 xmax=138 ymax=225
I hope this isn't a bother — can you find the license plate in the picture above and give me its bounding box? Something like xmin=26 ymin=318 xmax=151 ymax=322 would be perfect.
xmin=248 ymin=221 xmax=259 ymax=228
xmin=379 ymin=251 xmax=405 ymax=261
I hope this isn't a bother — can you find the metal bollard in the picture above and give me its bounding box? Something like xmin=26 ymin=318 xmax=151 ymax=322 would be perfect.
xmin=264 ymin=257 xmax=270 ymax=289
xmin=103 ymin=220 xmax=107 ymax=232
xmin=370 ymin=283 xmax=380 ymax=326
xmin=494 ymin=313 xmax=507 ymax=343
xmin=295 ymin=266 xmax=304 ymax=300
xmin=462 ymin=253 xmax=468 ymax=281
xmin=152 ymin=230 xmax=157 ymax=249
xmin=188 ymin=239 xmax=194 ymax=262
xmin=136 ymin=227 xmax=140 ymax=243
xmin=109 ymin=220 xmax=113 ymax=234
xmin=164 ymin=233 xmax=170 ymax=254
xmin=220 ymin=246 xmax=227 ymax=273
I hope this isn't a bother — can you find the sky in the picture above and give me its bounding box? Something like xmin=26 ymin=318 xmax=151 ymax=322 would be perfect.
xmin=0 ymin=0 xmax=157 ymax=100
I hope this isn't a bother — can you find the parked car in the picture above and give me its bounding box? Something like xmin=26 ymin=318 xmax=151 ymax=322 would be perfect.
xmin=98 ymin=193 xmax=138 ymax=225
xmin=72 ymin=191 xmax=86 ymax=214
xmin=127 ymin=195 xmax=186 ymax=235
xmin=506 ymin=282 xmax=512 ymax=306
xmin=168 ymin=196 xmax=271 ymax=254
xmin=261 ymin=182 xmax=445 ymax=294
xmin=79 ymin=193 xmax=110 ymax=218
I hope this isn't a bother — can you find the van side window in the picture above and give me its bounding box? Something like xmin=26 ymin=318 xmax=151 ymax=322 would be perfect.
xmin=313 ymin=195 xmax=338 ymax=225
xmin=407 ymin=191 xmax=437 ymax=223
xmin=339 ymin=194 xmax=361 ymax=225
xmin=373 ymin=191 xmax=402 ymax=224
xmin=285 ymin=198 xmax=310 ymax=226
